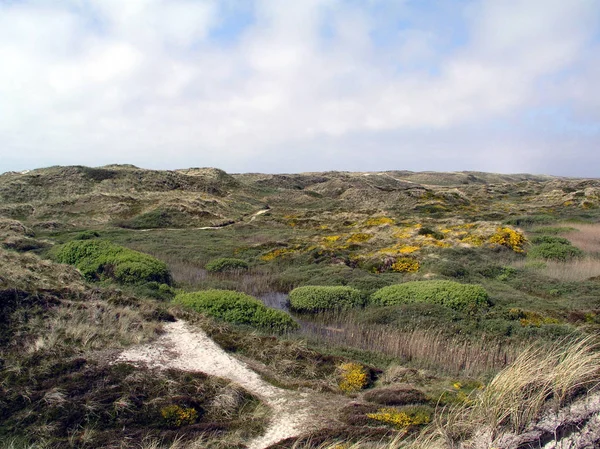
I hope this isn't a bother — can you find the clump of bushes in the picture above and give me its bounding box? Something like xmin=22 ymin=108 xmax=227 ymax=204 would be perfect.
xmin=338 ymin=362 xmax=368 ymax=393
xmin=346 ymin=233 xmax=373 ymax=244
xmin=366 ymin=406 xmax=431 ymax=429
xmin=363 ymin=387 xmax=427 ymax=406
xmin=161 ymin=405 xmax=199 ymax=427
xmin=370 ymin=280 xmax=490 ymax=312
xmin=418 ymin=227 xmax=444 ymax=240
xmin=391 ymin=258 xmax=420 ymax=273
xmin=75 ymin=230 xmax=100 ymax=240
xmin=530 ymin=235 xmax=571 ymax=245
xmin=174 ymin=290 xmax=298 ymax=333
xmin=205 ymin=257 xmax=249 ymax=273
xmin=528 ymin=237 xmax=583 ymax=261
xmin=289 ymin=286 xmax=365 ymax=313
xmin=488 ymin=227 xmax=526 ymax=252
xmin=53 ymin=239 xmax=172 ymax=285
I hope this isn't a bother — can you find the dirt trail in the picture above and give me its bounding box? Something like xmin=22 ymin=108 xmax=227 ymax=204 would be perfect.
xmin=116 ymin=320 xmax=329 ymax=449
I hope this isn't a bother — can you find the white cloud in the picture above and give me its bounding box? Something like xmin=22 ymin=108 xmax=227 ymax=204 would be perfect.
xmin=0 ymin=0 xmax=598 ymax=174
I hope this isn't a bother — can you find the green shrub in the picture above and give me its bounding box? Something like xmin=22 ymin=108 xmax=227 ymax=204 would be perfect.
xmin=53 ymin=239 xmax=172 ymax=285
xmin=370 ymin=280 xmax=489 ymax=312
xmin=417 ymin=227 xmax=444 ymax=240
xmin=530 ymin=235 xmax=571 ymax=245
xmin=289 ymin=286 xmax=365 ymax=313
xmin=174 ymin=290 xmax=298 ymax=333
xmin=504 ymin=215 xmax=554 ymax=226
xmin=205 ymin=257 xmax=249 ymax=273
xmin=75 ymin=230 xmax=100 ymax=240
xmin=528 ymin=242 xmax=583 ymax=262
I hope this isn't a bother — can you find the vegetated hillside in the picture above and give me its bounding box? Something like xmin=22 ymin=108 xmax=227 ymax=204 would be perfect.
xmin=2 ymin=165 xmax=600 ymax=448
xmin=2 ymin=165 xmax=600 ymax=230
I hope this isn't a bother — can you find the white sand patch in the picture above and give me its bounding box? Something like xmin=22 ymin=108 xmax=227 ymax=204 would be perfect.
xmin=116 ymin=320 xmax=323 ymax=449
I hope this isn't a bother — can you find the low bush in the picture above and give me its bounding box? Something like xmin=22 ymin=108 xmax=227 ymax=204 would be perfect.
xmin=174 ymin=290 xmax=298 ymax=333
xmin=488 ymin=227 xmax=526 ymax=252
xmin=391 ymin=258 xmax=420 ymax=273
xmin=366 ymin=405 xmax=431 ymax=429
xmin=528 ymin=242 xmax=584 ymax=262
xmin=530 ymin=235 xmax=572 ymax=245
xmin=205 ymin=257 xmax=249 ymax=273
xmin=338 ymin=362 xmax=368 ymax=393
xmin=75 ymin=230 xmax=100 ymax=240
xmin=363 ymin=387 xmax=427 ymax=406
xmin=504 ymin=214 xmax=555 ymax=226
xmin=161 ymin=405 xmax=199 ymax=427
xmin=370 ymin=280 xmax=490 ymax=312
xmin=289 ymin=286 xmax=365 ymax=313
xmin=53 ymin=239 xmax=172 ymax=285
xmin=418 ymin=227 xmax=445 ymax=240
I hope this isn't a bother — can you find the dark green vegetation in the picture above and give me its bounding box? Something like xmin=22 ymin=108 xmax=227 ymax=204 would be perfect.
xmin=175 ymin=290 xmax=298 ymax=333
xmin=52 ymin=239 xmax=172 ymax=286
xmin=205 ymin=257 xmax=249 ymax=272
xmin=2 ymin=165 xmax=600 ymax=447
xmin=370 ymin=281 xmax=490 ymax=312
xmin=289 ymin=286 xmax=365 ymax=312
xmin=528 ymin=236 xmax=584 ymax=261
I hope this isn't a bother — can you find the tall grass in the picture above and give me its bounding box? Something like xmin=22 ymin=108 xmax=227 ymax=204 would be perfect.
xmin=564 ymin=223 xmax=600 ymax=254
xmin=300 ymin=317 xmax=520 ymax=377
xmin=537 ymin=257 xmax=600 ymax=281
xmin=144 ymin=253 xmax=290 ymax=295
xmin=431 ymin=336 xmax=600 ymax=446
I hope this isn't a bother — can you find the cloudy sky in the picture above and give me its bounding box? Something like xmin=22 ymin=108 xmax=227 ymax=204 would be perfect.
xmin=1 ymin=0 xmax=599 ymax=176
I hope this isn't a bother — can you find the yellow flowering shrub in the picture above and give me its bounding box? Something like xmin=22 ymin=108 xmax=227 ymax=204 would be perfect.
xmin=461 ymin=234 xmax=485 ymax=246
xmin=161 ymin=405 xmax=198 ymax=427
xmin=338 ymin=362 xmax=368 ymax=393
xmin=393 ymin=229 xmax=413 ymax=239
xmin=347 ymin=233 xmax=373 ymax=244
xmin=323 ymin=235 xmax=341 ymax=244
xmin=366 ymin=217 xmax=394 ymax=226
xmin=489 ymin=227 xmax=526 ymax=252
xmin=391 ymin=258 xmax=420 ymax=273
xmin=261 ymin=247 xmax=296 ymax=261
xmin=366 ymin=407 xmax=430 ymax=429
xmin=398 ymin=245 xmax=420 ymax=254
xmin=514 ymin=310 xmax=560 ymax=327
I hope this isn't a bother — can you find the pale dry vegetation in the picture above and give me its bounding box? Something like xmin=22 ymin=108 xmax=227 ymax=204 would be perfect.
xmin=302 ymin=319 xmax=520 ymax=377
xmin=564 ymin=223 xmax=600 ymax=254
xmin=537 ymin=257 xmax=600 ymax=282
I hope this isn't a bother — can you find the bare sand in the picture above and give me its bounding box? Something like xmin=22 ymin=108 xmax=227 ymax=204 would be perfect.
xmin=116 ymin=320 xmax=327 ymax=449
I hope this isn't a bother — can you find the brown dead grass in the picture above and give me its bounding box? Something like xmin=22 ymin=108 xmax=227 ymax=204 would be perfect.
xmin=536 ymin=257 xmax=600 ymax=282
xmin=302 ymin=319 xmax=520 ymax=377
xmin=564 ymin=223 xmax=600 ymax=254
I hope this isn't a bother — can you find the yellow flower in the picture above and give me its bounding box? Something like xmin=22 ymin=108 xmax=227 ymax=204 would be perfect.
xmin=338 ymin=363 xmax=368 ymax=393
xmin=391 ymin=258 xmax=420 ymax=273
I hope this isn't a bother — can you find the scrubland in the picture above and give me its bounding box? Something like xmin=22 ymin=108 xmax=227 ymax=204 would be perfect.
xmin=1 ymin=165 xmax=600 ymax=448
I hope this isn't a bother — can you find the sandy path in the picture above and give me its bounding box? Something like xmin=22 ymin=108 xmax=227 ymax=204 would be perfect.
xmin=115 ymin=320 xmax=323 ymax=449
xmin=135 ymin=209 xmax=270 ymax=232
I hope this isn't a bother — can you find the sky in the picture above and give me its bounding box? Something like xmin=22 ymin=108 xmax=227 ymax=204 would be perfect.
xmin=0 ymin=0 xmax=599 ymax=176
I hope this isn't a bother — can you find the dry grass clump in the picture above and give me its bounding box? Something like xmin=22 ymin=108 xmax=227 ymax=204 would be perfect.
xmin=0 ymin=247 xmax=86 ymax=292
xmin=426 ymin=336 xmax=600 ymax=447
xmin=23 ymin=300 xmax=162 ymax=354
